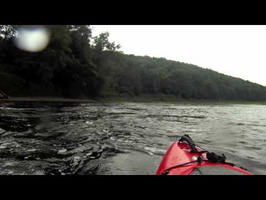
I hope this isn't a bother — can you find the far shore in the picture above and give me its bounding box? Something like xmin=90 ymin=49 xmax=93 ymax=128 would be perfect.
xmin=1 ymin=96 xmax=266 ymax=105
xmin=0 ymin=97 xmax=96 ymax=103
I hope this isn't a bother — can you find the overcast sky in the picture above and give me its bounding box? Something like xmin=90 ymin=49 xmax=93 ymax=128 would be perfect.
xmin=91 ymin=25 xmax=266 ymax=87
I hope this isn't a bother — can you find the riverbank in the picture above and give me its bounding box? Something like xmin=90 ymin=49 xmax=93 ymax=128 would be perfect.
xmin=96 ymin=95 xmax=266 ymax=105
xmin=0 ymin=97 xmax=96 ymax=103
xmin=1 ymin=95 xmax=266 ymax=105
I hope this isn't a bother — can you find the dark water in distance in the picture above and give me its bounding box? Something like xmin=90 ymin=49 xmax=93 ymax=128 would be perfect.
xmin=0 ymin=101 xmax=265 ymax=175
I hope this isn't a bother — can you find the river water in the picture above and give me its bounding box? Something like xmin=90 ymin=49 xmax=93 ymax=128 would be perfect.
xmin=0 ymin=101 xmax=265 ymax=175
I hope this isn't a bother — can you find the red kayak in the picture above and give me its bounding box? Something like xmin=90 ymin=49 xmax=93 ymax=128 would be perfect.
xmin=156 ymin=135 xmax=253 ymax=175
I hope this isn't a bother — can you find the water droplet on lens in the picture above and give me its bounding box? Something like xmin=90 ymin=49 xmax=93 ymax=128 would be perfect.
xmin=13 ymin=25 xmax=50 ymax=52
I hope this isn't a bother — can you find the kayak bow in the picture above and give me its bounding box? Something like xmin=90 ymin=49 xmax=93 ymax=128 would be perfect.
xmin=156 ymin=134 xmax=253 ymax=175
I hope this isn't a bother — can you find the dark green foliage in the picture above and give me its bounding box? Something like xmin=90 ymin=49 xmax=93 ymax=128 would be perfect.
xmin=0 ymin=25 xmax=266 ymax=101
xmin=92 ymin=32 xmax=121 ymax=52
xmin=0 ymin=71 xmax=26 ymax=96
xmin=96 ymin=52 xmax=266 ymax=101
xmin=0 ymin=25 xmax=103 ymax=98
xmin=0 ymin=25 xmax=16 ymax=40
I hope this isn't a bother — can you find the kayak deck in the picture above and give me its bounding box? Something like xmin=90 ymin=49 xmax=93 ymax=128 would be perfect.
xmin=156 ymin=138 xmax=253 ymax=175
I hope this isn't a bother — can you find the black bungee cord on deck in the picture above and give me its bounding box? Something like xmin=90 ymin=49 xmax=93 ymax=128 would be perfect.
xmin=160 ymin=156 xmax=204 ymax=175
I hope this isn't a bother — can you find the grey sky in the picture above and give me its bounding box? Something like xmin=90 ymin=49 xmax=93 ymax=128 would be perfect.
xmin=91 ymin=25 xmax=266 ymax=86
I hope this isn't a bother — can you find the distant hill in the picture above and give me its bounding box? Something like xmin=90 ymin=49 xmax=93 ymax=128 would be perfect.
xmin=96 ymin=51 xmax=266 ymax=101
xmin=1 ymin=25 xmax=266 ymax=101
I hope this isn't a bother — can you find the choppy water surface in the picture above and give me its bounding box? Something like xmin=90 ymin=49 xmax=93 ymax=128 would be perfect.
xmin=0 ymin=101 xmax=265 ymax=175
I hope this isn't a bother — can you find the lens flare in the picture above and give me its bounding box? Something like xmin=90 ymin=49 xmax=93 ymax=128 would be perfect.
xmin=14 ymin=26 xmax=50 ymax=52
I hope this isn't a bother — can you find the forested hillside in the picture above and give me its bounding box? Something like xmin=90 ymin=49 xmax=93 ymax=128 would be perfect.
xmin=97 ymin=51 xmax=266 ymax=100
xmin=1 ymin=25 xmax=266 ymax=101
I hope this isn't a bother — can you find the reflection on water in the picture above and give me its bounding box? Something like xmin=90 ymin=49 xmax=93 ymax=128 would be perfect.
xmin=0 ymin=101 xmax=266 ymax=175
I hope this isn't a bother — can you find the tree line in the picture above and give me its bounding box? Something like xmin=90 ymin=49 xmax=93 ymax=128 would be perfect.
xmin=1 ymin=25 xmax=266 ymax=101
